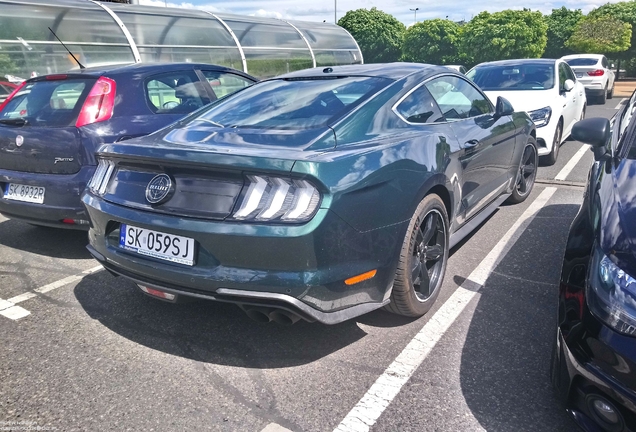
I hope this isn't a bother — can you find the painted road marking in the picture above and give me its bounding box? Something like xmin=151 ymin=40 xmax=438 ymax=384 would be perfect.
xmin=615 ymin=98 xmax=627 ymax=110
xmin=0 ymin=265 xmax=103 ymax=320
xmin=260 ymin=423 xmax=294 ymax=432
xmin=334 ymin=187 xmax=557 ymax=432
xmin=555 ymin=144 xmax=590 ymax=181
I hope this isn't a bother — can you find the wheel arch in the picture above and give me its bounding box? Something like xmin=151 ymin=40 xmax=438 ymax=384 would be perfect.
xmin=413 ymin=173 xmax=455 ymax=223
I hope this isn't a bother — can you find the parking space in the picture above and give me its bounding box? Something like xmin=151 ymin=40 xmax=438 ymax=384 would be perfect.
xmin=0 ymin=100 xmax=620 ymax=431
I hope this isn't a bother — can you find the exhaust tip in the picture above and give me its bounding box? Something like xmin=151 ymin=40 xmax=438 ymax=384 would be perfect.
xmin=243 ymin=307 xmax=272 ymax=323
xmin=269 ymin=310 xmax=301 ymax=325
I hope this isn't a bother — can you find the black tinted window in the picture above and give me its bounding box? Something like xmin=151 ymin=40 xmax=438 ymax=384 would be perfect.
xmin=565 ymin=58 xmax=599 ymax=66
xmin=186 ymin=77 xmax=389 ymax=130
xmin=0 ymin=79 xmax=91 ymax=127
xmin=467 ymin=63 xmax=555 ymax=90
xmin=396 ymin=86 xmax=444 ymax=124
xmin=426 ymin=76 xmax=491 ymax=120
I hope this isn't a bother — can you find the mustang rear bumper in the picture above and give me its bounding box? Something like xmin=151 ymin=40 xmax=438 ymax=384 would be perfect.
xmin=83 ymin=192 xmax=406 ymax=324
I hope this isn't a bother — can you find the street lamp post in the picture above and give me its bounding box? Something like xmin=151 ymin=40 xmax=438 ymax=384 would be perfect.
xmin=335 ymin=0 xmax=337 ymax=24
xmin=409 ymin=7 xmax=419 ymax=25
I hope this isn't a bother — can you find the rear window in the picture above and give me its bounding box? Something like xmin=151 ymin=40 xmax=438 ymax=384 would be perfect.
xmin=467 ymin=63 xmax=555 ymax=91
xmin=184 ymin=76 xmax=390 ymax=130
xmin=0 ymin=79 xmax=92 ymax=127
xmin=565 ymin=58 xmax=599 ymax=66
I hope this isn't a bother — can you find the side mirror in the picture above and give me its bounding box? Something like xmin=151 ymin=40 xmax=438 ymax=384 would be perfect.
xmin=611 ymin=63 xmax=616 ymax=69
xmin=571 ymin=117 xmax=611 ymax=161
xmin=495 ymin=96 xmax=514 ymax=117
xmin=563 ymin=79 xmax=575 ymax=92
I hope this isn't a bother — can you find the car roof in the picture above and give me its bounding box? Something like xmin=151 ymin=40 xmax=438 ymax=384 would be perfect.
xmin=473 ymin=59 xmax=558 ymax=68
xmin=561 ymin=54 xmax=603 ymax=60
xmin=33 ymin=62 xmax=253 ymax=79
xmin=275 ymin=62 xmax=450 ymax=81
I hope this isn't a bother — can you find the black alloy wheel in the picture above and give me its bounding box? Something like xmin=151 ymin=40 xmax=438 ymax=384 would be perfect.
xmin=544 ymin=121 xmax=562 ymax=166
xmin=386 ymin=194 xmax=449 ymax=317
xmin=507 ymin=137 xmax=538 ymax=204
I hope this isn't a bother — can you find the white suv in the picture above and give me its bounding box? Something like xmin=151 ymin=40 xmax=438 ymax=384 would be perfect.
xmin=562 ymin=54 xmax=615 ymax=104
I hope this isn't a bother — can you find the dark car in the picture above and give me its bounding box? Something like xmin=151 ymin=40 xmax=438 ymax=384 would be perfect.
xmin=553 ymin=93 xmax=636 ymax=431
xmin=82 ymin=63 xmax=538 ymax=325
xmin=0 ymin=63 xmax=256 ymax=229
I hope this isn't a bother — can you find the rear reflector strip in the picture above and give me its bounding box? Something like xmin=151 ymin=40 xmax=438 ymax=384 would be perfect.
xmin=138 ymin=285 xmax=176 ymax=301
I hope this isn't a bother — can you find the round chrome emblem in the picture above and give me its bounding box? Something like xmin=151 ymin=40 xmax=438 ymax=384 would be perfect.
xmin=15 ymin=135 xmax=23 ymax=147
xmin=145 ymin=174 xmax=173 ymax=204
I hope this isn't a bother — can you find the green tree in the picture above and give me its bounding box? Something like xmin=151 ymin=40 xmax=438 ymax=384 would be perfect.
xmin=402 ymin=19 xmax=463 ymax=65
xmin=460 ymin=9 xmax=548 ymax=66
xmin=566 ymin=16 xmax=631 ymax=54
xmin=338 ymin=8 xmax=405 ymax=63
xmin=589 ymin=1 xmax=636 ymax=59
xmin=543 ymin=7 xmax=583 ymax=58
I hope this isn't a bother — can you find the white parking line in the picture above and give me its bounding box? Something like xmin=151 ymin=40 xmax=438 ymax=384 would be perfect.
xmin=334 ymin=187 xmax=557 ymax=432
xmin=555 ymin=144 xmax=590 ymax=181
xmin=0 ymin=265 xmax=102 ymax=320
xmin=615 ymin=98 xmax=627 ymax=110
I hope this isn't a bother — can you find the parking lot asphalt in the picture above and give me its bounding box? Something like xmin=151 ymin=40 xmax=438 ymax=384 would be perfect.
xmin=0 ymin=99 xmax=626 ymax=432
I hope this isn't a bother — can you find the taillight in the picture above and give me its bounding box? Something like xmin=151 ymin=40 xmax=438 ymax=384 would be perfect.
xmin=46 ymin=74 xmax=68 ymax=80
xmin=0 ymin=81 xmax=27 ymax=113
xmin=76 ymin=77 xmax=116 ymax=128
xmin=587 ymin=69 xmax=605 ymax=77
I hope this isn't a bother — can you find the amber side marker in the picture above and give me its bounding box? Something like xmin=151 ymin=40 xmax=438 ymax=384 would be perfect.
xmin=345 ymin=269 xmax=377 ymax=285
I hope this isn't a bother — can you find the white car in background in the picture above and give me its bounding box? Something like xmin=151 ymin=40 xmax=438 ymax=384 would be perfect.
xmin=562 ymin=54 xmax=615 ymax=104
xmin=467 ymin=58 xmax=586 ymax=165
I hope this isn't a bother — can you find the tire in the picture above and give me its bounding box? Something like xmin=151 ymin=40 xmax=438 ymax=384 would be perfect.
xmin=506 ymin=137 xmax=538 ymax=204
xmin=608 ymin=84 xmax=614 ymax=99
xmin=385 ymin=194 xmax=449 ymax=317
xmin=543 ymin=120 xmax=562 ymax=166
xmin=599 ymin=86 xmax=607 ymax=104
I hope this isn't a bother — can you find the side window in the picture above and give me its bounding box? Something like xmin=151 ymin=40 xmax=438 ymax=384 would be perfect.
xmin=558 ymin=63 xmax=568 ymax=90
xmin=395 ymin=86 xmax=444 ymax=124
xmin=425 ymin=75 xmax=492 ymax=120
xmin=564 ymin=64 xmax=576 ymax=82
xmin=201 ymin=71 xmax=253 ymax=99
xmin=145 ymin=71 xmax=207 ymax=114
xmin=602 ymin=57 xmax=608 ymax=68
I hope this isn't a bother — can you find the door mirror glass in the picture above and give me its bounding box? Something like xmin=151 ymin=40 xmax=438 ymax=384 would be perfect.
xmin=495 ymin=96 xmax=514 ymax=117
xmin=563 ymin=79 xmax=575 ymax=92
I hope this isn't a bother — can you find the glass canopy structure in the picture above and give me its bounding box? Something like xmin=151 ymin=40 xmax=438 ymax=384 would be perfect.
xmin=0 ymin=0 xmax=363 ymax=80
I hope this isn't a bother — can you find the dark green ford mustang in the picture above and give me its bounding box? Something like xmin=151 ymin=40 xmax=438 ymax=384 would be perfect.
xmin=82 ymin=63 xmax=537 ymax=325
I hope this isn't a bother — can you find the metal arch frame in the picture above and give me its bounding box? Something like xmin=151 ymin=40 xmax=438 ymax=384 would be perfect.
xmin=339 ymin=27 xmax=364 ymax=64
xmin=203 ymin=11 xmax=248 ymax=73
xmin=91 ymin=0 xmax=141 ymax=63
xmin=279 ymin=20 xmax=316 ymax=68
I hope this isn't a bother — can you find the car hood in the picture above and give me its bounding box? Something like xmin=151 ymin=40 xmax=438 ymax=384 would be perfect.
xmin=600 ymin=158 xmax=636 ymax=274
xmin=482 ymin=89 xmax=557 ymax=113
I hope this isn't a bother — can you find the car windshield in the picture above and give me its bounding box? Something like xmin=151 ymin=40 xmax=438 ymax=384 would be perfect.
xmin=467 ymin=64 xmax=555 ymax=91
xmin=0 ymin=78 xmax=92 ymax=127
xmin=182 ymin=76 xmax=390 ymax=130
xmin=565 ymin=58 xmax=599 ymax=66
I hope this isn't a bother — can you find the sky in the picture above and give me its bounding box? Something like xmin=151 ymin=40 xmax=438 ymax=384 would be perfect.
xmin=138 ymin=0 xmax=626 ymax=26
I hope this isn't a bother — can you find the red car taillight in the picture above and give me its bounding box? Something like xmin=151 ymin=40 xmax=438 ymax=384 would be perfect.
xmin=587 ymin=69 xmax=605 ymax=77
xmin=0 ymin=81 xmax=27 ymax=113
xmin=76 ymin=76 xmax=116 ymax=128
